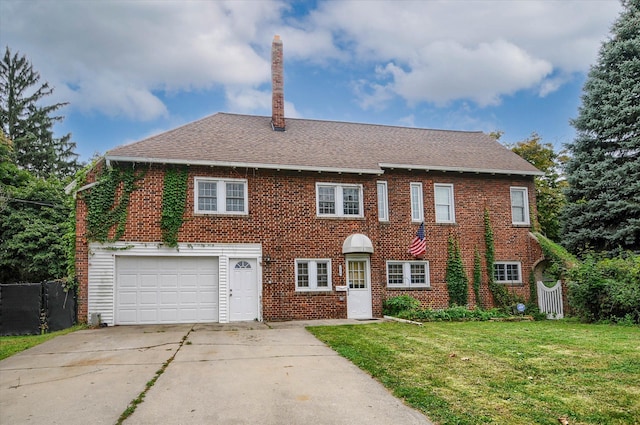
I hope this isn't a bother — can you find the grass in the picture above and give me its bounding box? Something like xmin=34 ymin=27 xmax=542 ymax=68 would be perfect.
xmin=308 ymin=320 xmax=640 ymax=425
xmin=0 ymin=325 xmax=86 ymax=361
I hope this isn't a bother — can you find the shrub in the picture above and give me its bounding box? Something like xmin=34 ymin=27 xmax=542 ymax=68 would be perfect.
xmin=567 ymin=253 xmax=640 ymax=324
xmin=398 ymin=306 xmax=508 ymax=322
xmin=446 ymin=234 xmax=468 ymax=307
xmin=383 ymin=295 xmax=421 ymax=316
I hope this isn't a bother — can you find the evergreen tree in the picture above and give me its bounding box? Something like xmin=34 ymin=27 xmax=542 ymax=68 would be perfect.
xmin=0 ymin=134 xmax=71 ymax=282
xmin=511 ymin=133 xmax=567 ymax=241
xmin=1 ymin=47 xmax=78 ymax=179
xmin=563 ymin=0 xmax=640 ymax=254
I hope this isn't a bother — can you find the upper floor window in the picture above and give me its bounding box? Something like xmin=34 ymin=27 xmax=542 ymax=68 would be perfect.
xmin=510 ymin=187 xmax=530 ymax=225
xmin=434 ymin=183 xmax=455 ymax=223
xmin=410 ymin=183 xmax=424 ymax=222
xmin=316 ymin=183 xmax=363 ymax=218
xmin=295 ymin=259 xmax=332 ymax=291
xmin=377 ymin=181 xmax=389 ymax=222
xmin=386 ymin=261 xmax=430 ymax=288
xmin=494 ymin=261 xmax=522 ymax=284
xmin=194 ymin=177 xmax=248 ymax=215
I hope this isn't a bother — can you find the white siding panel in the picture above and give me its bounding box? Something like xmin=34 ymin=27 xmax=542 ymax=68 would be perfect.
xmin=88 ymin=242 xmax=262 ymax=325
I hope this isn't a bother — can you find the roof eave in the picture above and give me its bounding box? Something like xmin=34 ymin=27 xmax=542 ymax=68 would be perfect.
xmin=104 ymin=155 xmax=384 ymax=175
xmin=378 ymin=163 xmax=544 ymax=177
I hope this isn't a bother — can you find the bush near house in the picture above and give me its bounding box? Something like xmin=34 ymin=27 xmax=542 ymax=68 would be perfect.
xmin=567 ymin=253 xmax=640 ymax=324
xmin=383 ymin=295 xmax=513 ymax=322
xmin=382 ymin=295 xmax=421 ymax=316
xmin=533 ymin=233 xmax=639 ymax=325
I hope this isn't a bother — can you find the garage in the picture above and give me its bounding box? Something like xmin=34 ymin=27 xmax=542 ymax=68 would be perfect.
xmin=115 ymin=256 xmax=219 ymax=325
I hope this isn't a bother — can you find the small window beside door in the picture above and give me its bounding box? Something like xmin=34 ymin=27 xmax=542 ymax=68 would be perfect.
xmin=386 ymin=261 xmax=430 ymax=288
xmin=295 ymin=259 xmax=332 ymax=291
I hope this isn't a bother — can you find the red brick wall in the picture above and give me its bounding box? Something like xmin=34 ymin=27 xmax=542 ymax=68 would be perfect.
xmin=75 ymin=164 xmax=542 ymax=321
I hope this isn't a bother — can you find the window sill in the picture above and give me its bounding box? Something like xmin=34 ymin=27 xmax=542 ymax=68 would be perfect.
xmin=316 ymin=216 xmax=365 ymax=220
xmin=193 ymin=212 xmax=249 ymax=217
xmin=511 ymin=223 xmax=531 ymax=228
xmin=435 ymin=222 xmax=457 ymax=226
xmin=295 ymin=289 xmax=333 ymax=294
xmin=387 ymin=286 xmax=432 ymax=291
xmin=496 ymin=282 xmax=524 ymax=286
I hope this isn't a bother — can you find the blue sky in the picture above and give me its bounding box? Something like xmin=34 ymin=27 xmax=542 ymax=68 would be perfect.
xmin=1 ymin=0 xmax=622 ymax=161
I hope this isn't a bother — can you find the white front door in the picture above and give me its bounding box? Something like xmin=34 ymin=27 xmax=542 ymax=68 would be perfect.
xmin=229 ymin=259 xmax=259 ymax=322
xmin=346 ymin=256 xmax=372 ymax=319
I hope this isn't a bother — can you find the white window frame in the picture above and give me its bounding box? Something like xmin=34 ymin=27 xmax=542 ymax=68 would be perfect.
xmin=510 ymin=187 xmax=530 ymax=225
xmin=386 ymin=261 xmax=430 ymax=288
xmin=377 ymin=181 xmax=389 ymax=222
xmin=295 ymin=259 xmax=332 ymax=292
xmin=494 ymin=261 xmax=523 ymax=284
xmin=194 ymin=177 xmax=248 ymax=215
xmin=410 ymin=182 xmax=424 ymax=222
xmin=315 ymin=183 xmax=364 ymax=218
xmin=434 ymin=183 xmax=455 ymax=223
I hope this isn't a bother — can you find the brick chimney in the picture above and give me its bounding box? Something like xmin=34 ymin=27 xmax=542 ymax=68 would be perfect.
xmin=271 ymin=35 xmax=285 ymax=131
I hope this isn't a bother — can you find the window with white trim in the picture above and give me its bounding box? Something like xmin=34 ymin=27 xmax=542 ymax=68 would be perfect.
xmin=295 ymin=259 xmax=332 ymax=291
xmin=194 ymin=178 xmax=248 ymax=215
xmin=386 ymin=261 xmax=430 ymax=288
xmin=494 ymin=262 xmax=522 ymax=284
xmin=377 ymin=181 xmax=389 ymax=222
xmin=434 ymin=183 xmax=455 ymax=223
xmin=316 ymin=183 xmax=363 ymax=218
xmin=510 ymin=187 xmax=530 ymax=225
xmin=410 ymin=183 xmax=424 ymax=222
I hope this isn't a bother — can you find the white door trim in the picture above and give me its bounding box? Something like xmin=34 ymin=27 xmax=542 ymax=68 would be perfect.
xmin=345 ymin=255 xmax=372 ymax=319
xmin=229 ymin=258 xmax=261 ymax=322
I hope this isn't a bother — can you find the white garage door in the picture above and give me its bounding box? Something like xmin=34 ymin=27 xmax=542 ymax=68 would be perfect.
xmin=116 ymin=256 xmax=218 ymax=325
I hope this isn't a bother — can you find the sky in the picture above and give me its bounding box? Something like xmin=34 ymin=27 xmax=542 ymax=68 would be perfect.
xmin=0 ymin=0 xmax=623 ymax=162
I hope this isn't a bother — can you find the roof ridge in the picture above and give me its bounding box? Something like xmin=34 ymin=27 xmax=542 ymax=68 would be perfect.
xmin=219 ymin=112 xmax=485 ymax=134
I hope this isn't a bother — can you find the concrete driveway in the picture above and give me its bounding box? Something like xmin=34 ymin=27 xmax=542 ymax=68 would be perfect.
xmin=1 ymin=320 xmax=432 ymax=425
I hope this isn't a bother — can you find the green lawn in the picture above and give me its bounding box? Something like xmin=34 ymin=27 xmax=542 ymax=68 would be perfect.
xmin=308 ymin=321 xmax=640 ymax=425
xmin=0 ymin=325 xmax=85 ymax=361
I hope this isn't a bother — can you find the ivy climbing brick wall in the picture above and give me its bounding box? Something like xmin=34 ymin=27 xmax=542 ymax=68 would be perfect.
xmin=75 ymin=162 xmax=543 ymax=322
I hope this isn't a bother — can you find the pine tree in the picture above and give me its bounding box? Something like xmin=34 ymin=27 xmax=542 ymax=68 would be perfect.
xmin=562 ymin=0 xmax=640 ymax=254
xmin=1 ymin=47 xmax=78 ymax=179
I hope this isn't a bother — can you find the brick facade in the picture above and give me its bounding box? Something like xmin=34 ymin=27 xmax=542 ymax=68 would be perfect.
xmin=75 ymin=162 xmax=543 ymax=322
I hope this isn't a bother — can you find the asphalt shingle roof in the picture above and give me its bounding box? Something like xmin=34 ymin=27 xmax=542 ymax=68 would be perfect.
xmin=106 ymin=113 xmax=541 ymax=176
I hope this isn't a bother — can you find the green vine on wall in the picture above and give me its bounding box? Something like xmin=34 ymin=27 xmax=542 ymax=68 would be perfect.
xmin=484 ymin=209 xmax=510 ymax=308
xmin=532 ymin=231 xmax=577 ymax=281
xmin=473 ymin=247 xmax=482 ymax=307
xmin=85 ymin=165 xmax=144 ymax=243
xmin=160 ymin=167 xmax=188 ymax=247
xmin=446 ymin=233 xmax=468 ymax=307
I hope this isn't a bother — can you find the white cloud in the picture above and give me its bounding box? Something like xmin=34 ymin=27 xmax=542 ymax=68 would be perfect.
xmin=538 ymin=74 xmax=573 ymax=98
xmin=397 ymin=114 xmax=416 ymax=128
xmin=1 ymin=0 xmax=285 ymax=120
xmin=384 ymin=39 xmax=553 ymax=107
xmin=226 ymin=87 xmax=301 ymax=118
xmin=307 ymin=0 xmax=621 ymax=106
xmin=0 ymin=0 xmax=622 ymax=121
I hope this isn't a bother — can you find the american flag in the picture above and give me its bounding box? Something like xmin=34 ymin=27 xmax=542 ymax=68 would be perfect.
xmin=408 ymin=222 xmax=426 ymax=257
